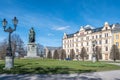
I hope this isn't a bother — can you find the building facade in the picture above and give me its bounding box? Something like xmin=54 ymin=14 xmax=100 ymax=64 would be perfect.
xmin=63 ymin=22 xmax=120 ymax=60
xmin=112 ymin=23 xmax=120 ymax=49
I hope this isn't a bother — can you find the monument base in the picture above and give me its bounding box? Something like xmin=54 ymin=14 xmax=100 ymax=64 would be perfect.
xmin=24 ymin=43 xmax=39 ymax=58
xmin=4 ymin=56 xmax=13 ymax=70
xmin=92 ymin=56 xmax=96 ymax=63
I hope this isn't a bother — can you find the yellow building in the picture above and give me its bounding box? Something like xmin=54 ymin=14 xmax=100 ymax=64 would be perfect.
xmin=112 ymin=24 xmax=120 ymax=49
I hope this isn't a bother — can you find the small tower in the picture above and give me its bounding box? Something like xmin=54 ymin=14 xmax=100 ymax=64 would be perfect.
xmin=79 ymin=26 xmax=84 ymax=31
xmin=63 ymin=32 xmax=67 ymax=39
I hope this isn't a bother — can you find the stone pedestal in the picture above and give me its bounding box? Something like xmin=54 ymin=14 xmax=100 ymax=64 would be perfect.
xmin=4 ymin=56 xmax=13 ymax=70
xmin=92 ymin=57 xmax=96 ymax=63
xmin=25 ymin=43 xmax=39 ymax=58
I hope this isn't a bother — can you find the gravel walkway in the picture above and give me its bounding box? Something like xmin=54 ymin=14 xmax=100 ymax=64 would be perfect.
xmin=0 ymin=70 xmax=120 ymax=80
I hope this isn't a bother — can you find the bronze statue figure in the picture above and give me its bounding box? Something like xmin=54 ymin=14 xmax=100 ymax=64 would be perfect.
xmin=29 ymin=27 xmax=35 ymax=43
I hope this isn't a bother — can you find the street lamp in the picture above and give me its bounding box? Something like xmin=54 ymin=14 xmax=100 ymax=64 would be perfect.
xmin=2 ymin=17 xmax=18 ymax=69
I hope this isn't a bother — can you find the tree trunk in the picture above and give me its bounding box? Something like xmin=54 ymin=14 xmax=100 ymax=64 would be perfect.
xmin=114 ymin=58 xmax=116 ymax=62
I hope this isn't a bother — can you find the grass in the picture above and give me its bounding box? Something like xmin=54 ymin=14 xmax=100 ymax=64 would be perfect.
xmin=0 ymin=58 xmax=120 ymax=74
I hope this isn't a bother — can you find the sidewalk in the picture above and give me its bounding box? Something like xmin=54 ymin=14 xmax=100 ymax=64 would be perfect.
xmin=108 ymin=63 xmax=120 ymax=66
xmin=0 ymin=70 xmax=120 ymax=80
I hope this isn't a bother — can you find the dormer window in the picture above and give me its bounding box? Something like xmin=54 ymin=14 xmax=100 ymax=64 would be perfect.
xmin=106 ymin=27 xmax=108 ymax=30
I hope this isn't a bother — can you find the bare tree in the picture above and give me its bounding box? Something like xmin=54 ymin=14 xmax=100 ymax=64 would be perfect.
xmin=47 ymin=50 xmax=52 ymax=59
xmin=0 ymin=34 xmax=25 ymax=59
xmin=80 ymin=47 xmax=87 ymax=61
xmin=53 ymin=50 xmax=59 ymax=59
xmin=11 ymin=34 xmax=25 ymax=58
xmin=37 ymin=43 xmax=44 ymax=57
xmin=95 ymin=46 xmax=102 ymax=61
xmin=0 ymin=39 xmax=7 ymax=59
xmin=70 ymin=49 xmax=75 ymax=60
xmin=110 ymin=44 xmax=120 ymax=62
xmin=60 ymin=49 xmax=66 ymax=60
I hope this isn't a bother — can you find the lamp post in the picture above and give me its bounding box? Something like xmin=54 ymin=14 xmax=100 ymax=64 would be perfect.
xmin=2 ymin=17 xmax=18 ymax=69
xmin=92 ymin=40 xmax=96 ymax=63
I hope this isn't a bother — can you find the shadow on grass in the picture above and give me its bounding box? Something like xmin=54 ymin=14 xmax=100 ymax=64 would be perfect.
xmin=0 ymin=64 xmax=96 ymax=74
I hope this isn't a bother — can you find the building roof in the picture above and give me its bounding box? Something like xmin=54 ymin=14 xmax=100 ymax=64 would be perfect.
xmin=112 ymin=23 xmax=120 ymax=32
xmin=84 ymin=27 xmax=92 ymax=31
xmin=115 ymin=23 xmax=120 ymax=28
xmin=92 ymin=27 xmax=102 ymax=32
xmin=66 ymin=31 xmax=79 ymax=38
xmin=66 ymin=34 xmax=74 ymax=38
xmin=65 ymin=23 xmax=120 ymax=38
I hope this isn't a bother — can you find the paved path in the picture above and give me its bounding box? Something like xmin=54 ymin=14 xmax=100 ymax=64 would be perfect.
xmin=0 ymin=70 xmax=120 ymax=80
xmin=108 ymin=63 xmax=120 ymax=66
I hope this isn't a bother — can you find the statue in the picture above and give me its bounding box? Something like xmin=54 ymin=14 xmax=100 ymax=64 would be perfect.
xmin=25 ymin=27 xmax=39 ymax=58
xmin=29 ymin=27 xmax=35 ymax=43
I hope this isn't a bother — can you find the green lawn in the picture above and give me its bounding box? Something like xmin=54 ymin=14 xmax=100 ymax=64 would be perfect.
xmin=0 ymin=58 xmax=120 ymax=74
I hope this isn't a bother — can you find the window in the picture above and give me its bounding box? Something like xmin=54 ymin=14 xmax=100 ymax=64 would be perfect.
xmin=76 ymin=39 xmax=78 ymax=42
xmin=96 ymin=41 xmax=97 ymax=44
xmin=116 ymin=35 xmax=119 ymax=39
xmin=67 ymin=49 xmax=69 ymax=53
xmin=106 ymin=47 xmax=108 ymax=51
xmin=87 ymin=42 xmax=89 ymax=46
xmin=87 ymin=32 xmax=88 ymax=34
xmin=92 ymin=36 xmax=94 ymax=39
xmin=99 ymin=35 xmax=102 ymax=38
xmin=81 ymin=38 xmax=83 ymax=40
xmin=116 ymin=42 xmax=119 ymax=47
xmin=87 ymin=48 xmax=89 ymax=52
xmin=76 ymin=49 xmax=79 ymax=52
xmin=87 ymin=36 xmax=89 ymax=40
xmin=72 ymin=44 xmax=74 ymax=47
xmin=76 ymin=44 xmax=78 ymax=47
xmin=107 ymin=33 xmax=108 ymax=37
xmin=81 ymin=43 xmax=83 ymax=46
xmin=105 ymin=33 xmax=108 ymax=37
xmin=105 ymin=40 xmax=108 ymax=44
xmin=96 ymin=35 xmax=97 ymax=39
xmin=99 ymin=40 xmax=101 ymax=44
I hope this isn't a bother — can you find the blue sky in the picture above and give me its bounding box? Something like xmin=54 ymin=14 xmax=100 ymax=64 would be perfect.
xmin=0 ymin=0 xmax=120 ymax=47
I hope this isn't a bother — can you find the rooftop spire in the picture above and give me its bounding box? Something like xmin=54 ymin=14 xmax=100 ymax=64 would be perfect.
xmin=105 ymin=22 xmax=109 ymax=26
xmin=80 ymin=26 xmax=84 ymax=31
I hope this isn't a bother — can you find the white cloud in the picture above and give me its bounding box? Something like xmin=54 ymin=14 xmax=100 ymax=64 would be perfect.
xmin=48 ymin=33 xmax=54 ymax=36
xmin=52 ymin=26 xmax=70 ymax=31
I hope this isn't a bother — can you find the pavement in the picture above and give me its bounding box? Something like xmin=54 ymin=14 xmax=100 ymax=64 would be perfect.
xmin=0 ymin=70 xmax=120 ymax=80
xmin=108 ymin=63 xmax=120 ymax=66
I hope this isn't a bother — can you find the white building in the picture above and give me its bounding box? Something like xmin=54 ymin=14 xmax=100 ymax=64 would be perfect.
xmin=63 ymin=22 xmax=114 ymax=60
